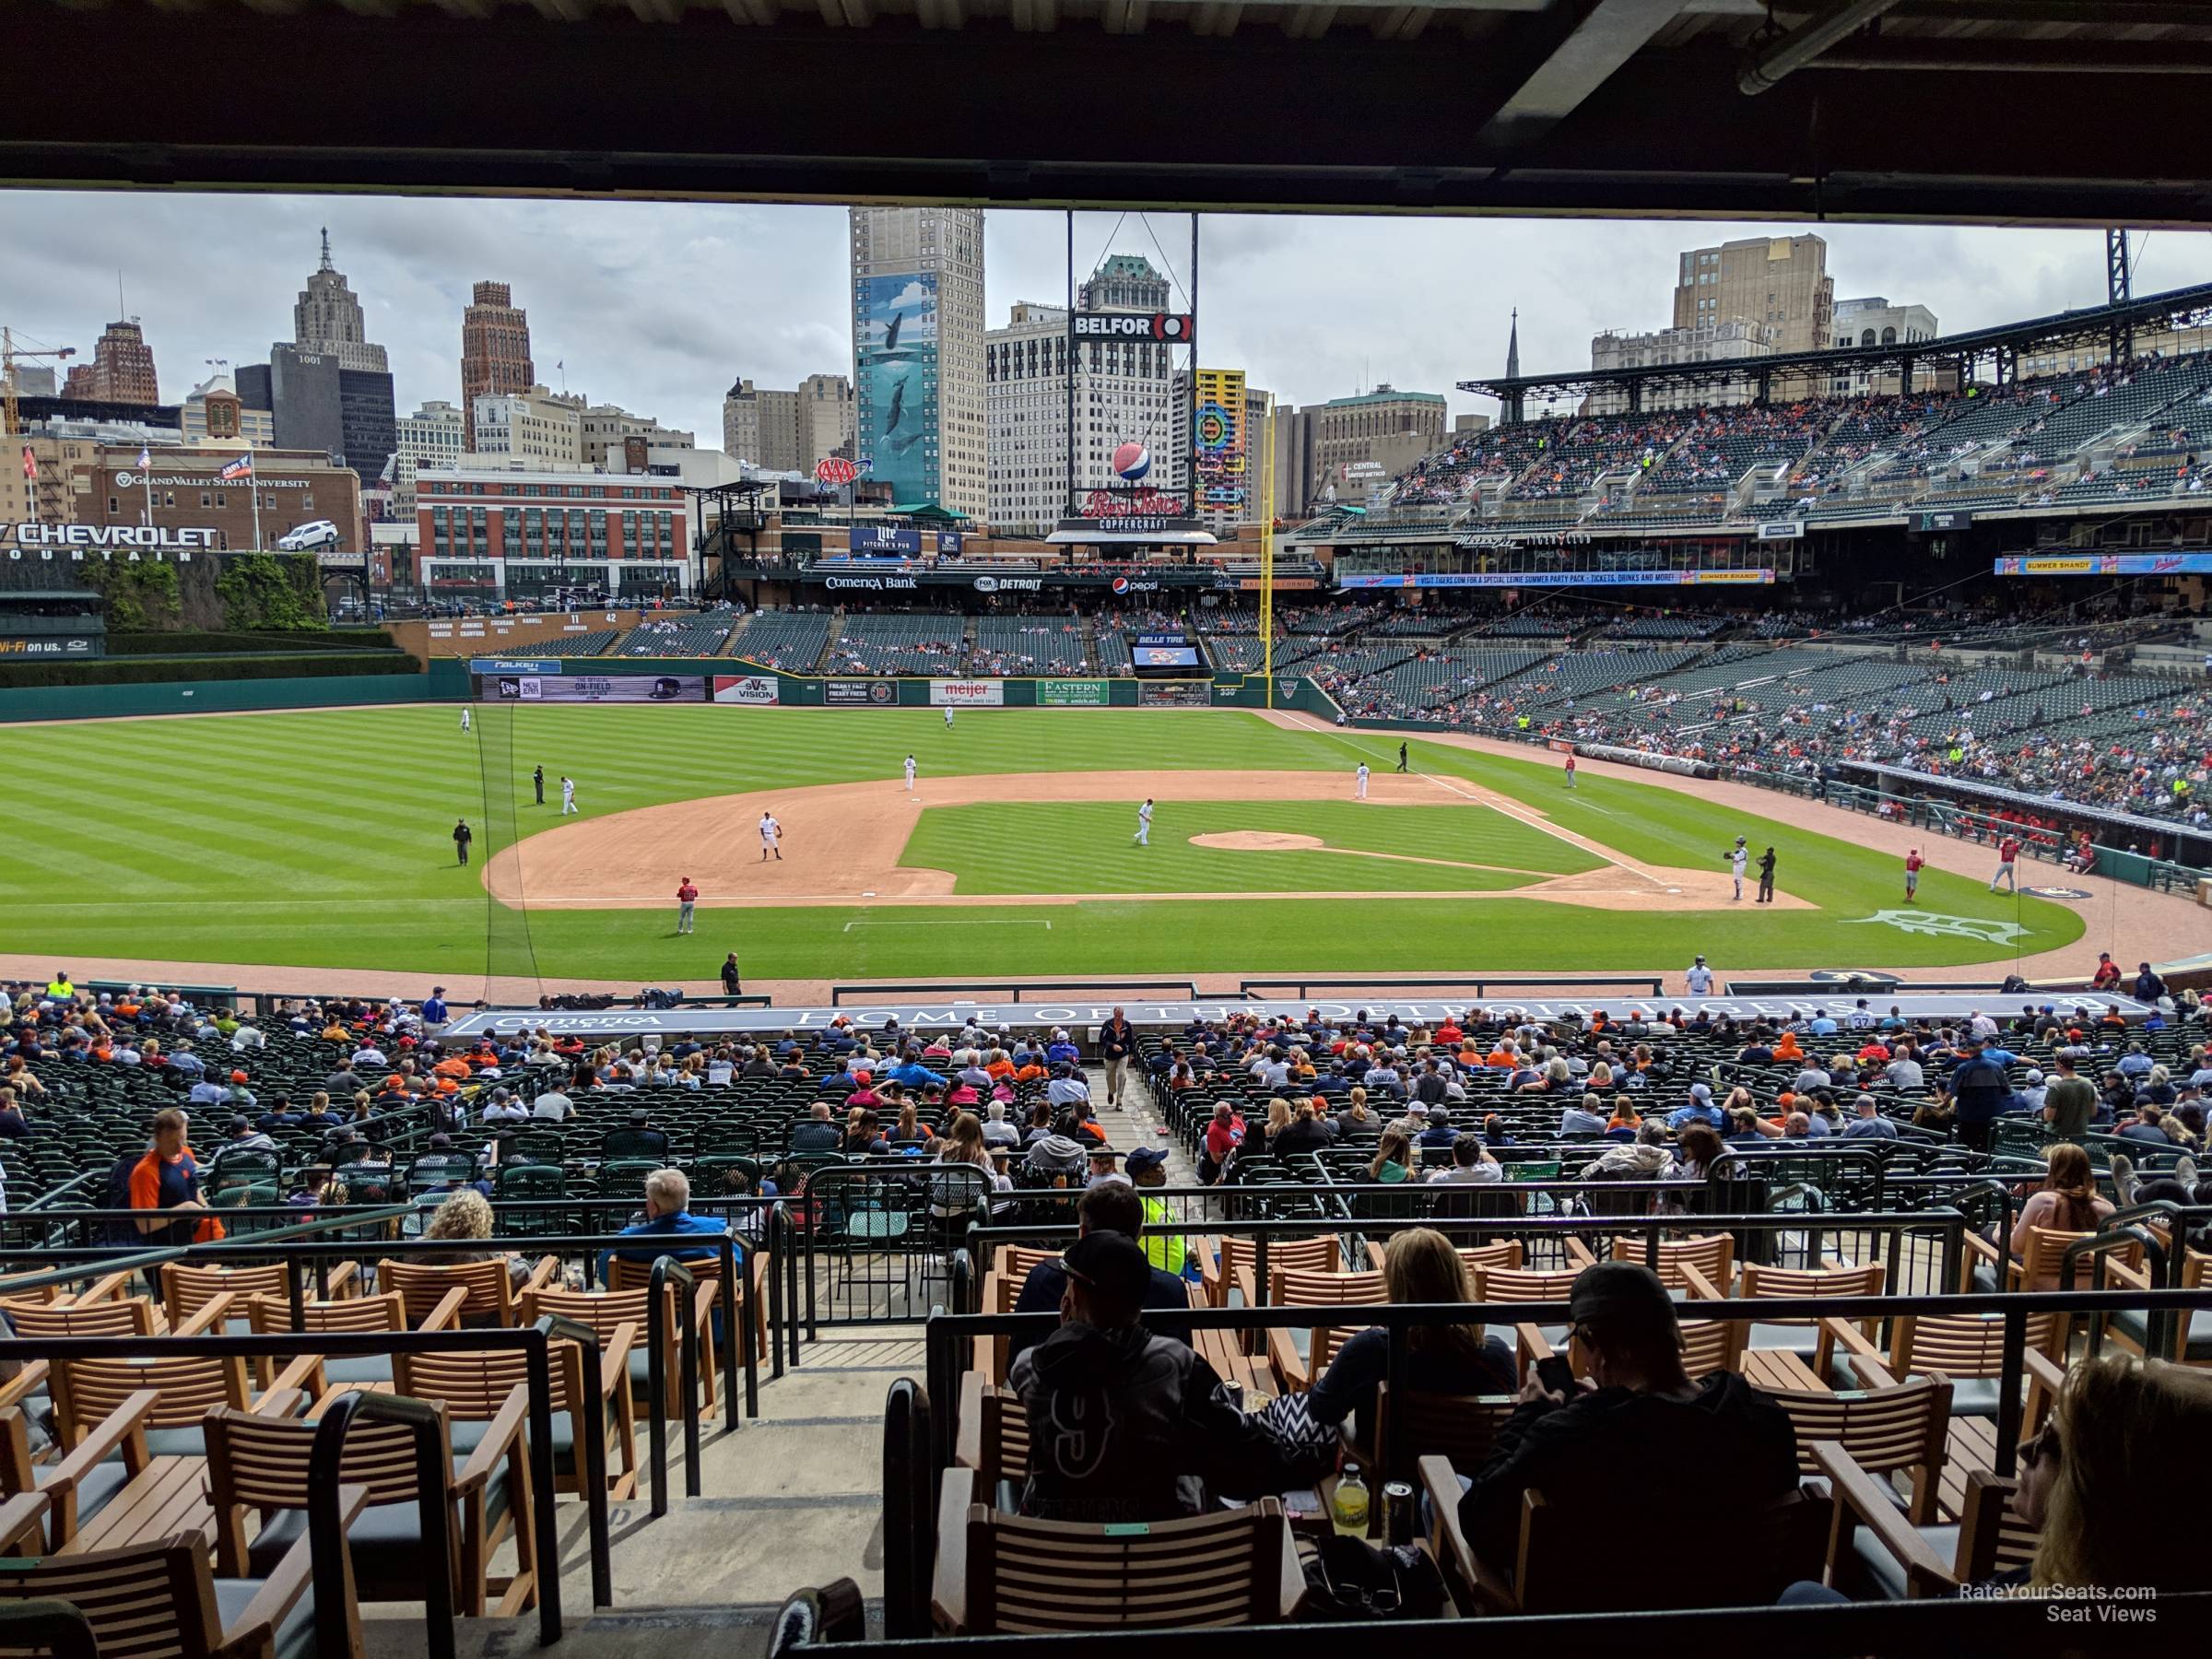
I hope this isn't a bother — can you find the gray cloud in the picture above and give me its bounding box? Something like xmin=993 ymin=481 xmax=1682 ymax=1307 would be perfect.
xmin=5 ymin=193 xmax=2204 ymax=443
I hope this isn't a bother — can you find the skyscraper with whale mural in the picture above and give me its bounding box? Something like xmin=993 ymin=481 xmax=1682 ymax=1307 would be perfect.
xmin=849 ymin=207 xmax=985 ymax=520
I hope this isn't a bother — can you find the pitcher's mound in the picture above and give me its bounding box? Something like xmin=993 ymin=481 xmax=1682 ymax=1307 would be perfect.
xmin=1189 ymin=831 xmax=1324 ymax=852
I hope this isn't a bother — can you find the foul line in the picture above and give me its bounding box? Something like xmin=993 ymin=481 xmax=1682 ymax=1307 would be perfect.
xmin=843 ymin=918 xmax=1052 ymax=932
xmin=1271 ymin=710 xmax=1665 ymax=892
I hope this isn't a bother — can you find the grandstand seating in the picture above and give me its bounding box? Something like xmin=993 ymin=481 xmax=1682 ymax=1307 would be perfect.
xmin=730 ymin=610 xmax=833 ymax=672
xmin=970 ymin=615 xmax=1088 ymax=676
xmin=615 ymin=609 xmax=743 ymax=657
xmin=824 ymin=614 xmax=966 ymax=677
xmin=484 ymin=631 xmax=618 ymax=658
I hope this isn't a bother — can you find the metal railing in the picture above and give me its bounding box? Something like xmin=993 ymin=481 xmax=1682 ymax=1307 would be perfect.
xmin=311 ymin=1391 xmax=456 ymax=1659
xmin=828 ymin=980 xmax=1199 ymax=1006
xmin=1235 ymin=975 xmax=1665 ymax=1000
xmin=0 ymin=1319 xmax=605 ymax=1648
xmin=645 ymin=1253 xmax=705 ymax=1515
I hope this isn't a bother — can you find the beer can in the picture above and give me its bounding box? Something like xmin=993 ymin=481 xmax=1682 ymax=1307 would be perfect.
xmin=1382 ymin=1480 xmax=1415 ymax=1546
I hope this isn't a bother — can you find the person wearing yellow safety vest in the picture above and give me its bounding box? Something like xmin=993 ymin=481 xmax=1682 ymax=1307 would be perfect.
xmin=1125 ymin=1146 xmax=1188 ymax=1277
xmin=44 ymin=973 xmax=74 ymax=1003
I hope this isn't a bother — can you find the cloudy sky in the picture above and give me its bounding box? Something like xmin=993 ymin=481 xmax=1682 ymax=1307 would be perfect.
xmin=6 ymin=191 xmax=2208 ymax=441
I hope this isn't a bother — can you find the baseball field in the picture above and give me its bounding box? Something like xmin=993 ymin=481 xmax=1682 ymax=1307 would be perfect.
xmin=0 ymin=702 xmax=2097 ymax=988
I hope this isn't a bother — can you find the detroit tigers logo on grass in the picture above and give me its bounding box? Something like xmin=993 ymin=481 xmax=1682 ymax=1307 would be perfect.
xmin=1843 ymin=910 xmax=2031 ymax=945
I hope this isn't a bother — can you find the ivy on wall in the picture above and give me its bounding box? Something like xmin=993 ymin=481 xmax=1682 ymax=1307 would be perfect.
xmin=214 ymin=553 xmax=328 ymax=631
xmin=85 ymin=560 xmax=182 ymax=632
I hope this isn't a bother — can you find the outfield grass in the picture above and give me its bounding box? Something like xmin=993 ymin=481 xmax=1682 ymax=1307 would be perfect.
xmin=0 ymin=704 xmax=2085 ymax=980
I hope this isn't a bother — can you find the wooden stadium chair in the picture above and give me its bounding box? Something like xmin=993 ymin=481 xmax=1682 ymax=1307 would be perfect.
xmin=247 ymin=1287 xmax=466 ymax=1396
xmin=0 ymin=1288 xmax=164 ymax=1420
xmin=990 ymin=1244 xmax=1060 ymax=1288
xmin=204 ymin=1396 xmax=537 ymax=1620
xmin=1961 ymin=1225 xmax=2139 ymax=1292
xmin=377 ymin=1254 xmax=559 ymax=1330
xmin=1817 ymin=1443 xmax=2039 ymax=1599
xmin=160 ymin=1260 xmax=359 ymax=1337
xmin=2101 ymin=1246 xmax=2212 ymax=1366
xmin=930 ymin=1467 xmax=1303 ymax=1633
xmin=524 ymin=1282 xmax=693 ymax=1430
xmin=1472 ymin=1265 xmax=1584 ymax=1380
xmin=1825 ymin=1310 xmax=2065 ymax=1416
xmin=1764 ymin=1374 xmax=1954 ymax=1526
xmin=1363 ymin=1238 xmax=1524 ymax=1276
xmin=1364 ymin=1382 xmax=1515 ymax=1482
xmin=0 ymin=1387 xmax=159 ymax=1552
xmin=608 ymin=1244 xmax=764 ymax=1374
xmin=0 ymin=1486 xmax=371 ymax=1659
xmin=1198 ymin=1234 xmax=1338 ymax=1311
xmin=1730 ymin=1261 xmax=1887 ymax=1377
xmin=1609 ymin=1232 xmax=1735 ymax=1293
xmin=393 ymin=1329 xmax=638 ymax=1500
xmin=952 ymin=1373 xmax=1030 ymax=1511
xmin=1419 ymin=1453 xmax=1826 ymax=1614
xmin=1264 ymin=1268 xmax=1384 ymax=1394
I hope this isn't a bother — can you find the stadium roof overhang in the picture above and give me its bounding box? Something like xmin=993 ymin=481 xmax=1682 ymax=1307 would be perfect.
xmin=6 ymin=1 xmax=2212 ymax=225
xmin=1461 ymin=282 xmax=2212 ymax=402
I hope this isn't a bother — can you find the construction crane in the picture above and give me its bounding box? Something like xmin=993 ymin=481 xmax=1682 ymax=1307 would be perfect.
xmin=4 ymin=327 xmax=78 ymax=522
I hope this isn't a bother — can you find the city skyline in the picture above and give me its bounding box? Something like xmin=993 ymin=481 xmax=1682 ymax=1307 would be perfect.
xmin=7 ymin=193 xmax=2212 ymax=459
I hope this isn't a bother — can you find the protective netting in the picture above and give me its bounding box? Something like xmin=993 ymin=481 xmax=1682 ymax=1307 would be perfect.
xmin=471 ymin=689 xmax=544 ymax=1006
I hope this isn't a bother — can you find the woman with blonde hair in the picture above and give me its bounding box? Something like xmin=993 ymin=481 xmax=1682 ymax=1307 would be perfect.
xmin=1335 ymin=1085 xmax=1377 ymax=1141
xmin=1255 ymin=1095 xmax=1294 ymax=1156
xmin=2022 ymin=1355 xmax=2212 ymax=1594
xmin=1299 ymin=1226 xmax=1515 ymax=1450
xmin=420 ymin=1188 xmax=534 ymax=1300
xmin=1369 ymin=1127 xmax=1414 ymax=1183
xmin=2008 ymin=1142 xmax=2114 ymax=1289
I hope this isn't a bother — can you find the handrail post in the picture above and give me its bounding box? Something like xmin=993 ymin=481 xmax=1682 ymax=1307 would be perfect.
xmin=924 ymin=1312 xmax=958 ymax=1480
xmin=522 ymin=1326 xmax=570 ymax=1640
xmin=312 ymin=1393 xmax=456 ymax=1659
xmin=682 ymin=1261 xmax=704 ymax=1493
xmin=722 ymin=1235 xmax=748 ymax=1421
xmin=645 ymin=1260 xmax=674 ymax=1519
xmin=1382 ymin=1318 xmax=1409 ymax=1488
xmin=881 ymin=1381 xmax=916 ymax=1640
xmin=1994 ymin=1302 xmax=2027 ymax=1479
xmin=767 ymin=1203 xmax=787 ymax=1382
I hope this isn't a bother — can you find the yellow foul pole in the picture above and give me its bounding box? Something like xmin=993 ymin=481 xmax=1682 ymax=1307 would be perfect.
xmin=1260 ymin=393 xmax=1277 ymax=709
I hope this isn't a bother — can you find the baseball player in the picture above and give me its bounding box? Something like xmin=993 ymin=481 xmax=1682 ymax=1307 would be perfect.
xmin=1756 ymin=845 xmax=1776 ymax=904
xmin=944 ymin=706 xmax=954 ymax=730
xmin=904 ymin=754 xmax=917 ymax=792
xmin=533 ymin=765 xmax=545 ymax=806
xmin=1904 ymin=848 xmax=1924 ymax=901
xmin=1134 ymin=798 xmax=1154 ymax=847
xmin=759 ymin=811 xmax=782 ymax=862
xmin=1563 ymin=752 xmax=1576 ymax=790
xmin=676 ymin=877 xmax=699 ymax=935
xmin=560 ymin=776 xmax=577 ymax=816
xmin=1395 ymin=742 xmax=1408 ymax=774
xmin=1685 ymin=956 xmax=1714 ymax=996
xmin=1355 ymin=761 xmax=1370 ymax=800
xmin=1990 ymin=833 xmax=2021 ymax=892
xmin=1727 ymin=835 xmax=1748 ymax=900
xmin=460 ymin=707 xmax=472 ymax=734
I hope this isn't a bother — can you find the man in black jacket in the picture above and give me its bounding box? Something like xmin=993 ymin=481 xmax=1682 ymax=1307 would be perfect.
xmin=1011 ymin=1230 xmax=1286 ymax=1523
xmin=1457 ymin=1261 xmax=1798 ymax=1566
xmin=1010 ymin=1182 xmax=1190 ymax=1364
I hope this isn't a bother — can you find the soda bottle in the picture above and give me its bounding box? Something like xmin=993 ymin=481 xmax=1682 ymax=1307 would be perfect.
xmin=1331 ymin=1462 xmax=1371 ymax=1537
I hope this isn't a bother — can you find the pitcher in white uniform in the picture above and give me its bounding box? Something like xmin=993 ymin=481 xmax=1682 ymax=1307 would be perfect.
xmin=1134 ymin=798 xmax=1153 ymax=847
xmin=1355 ymin=762 xmax=1370 ymax=800
xmin=904 ymin=754 xmax=917 ymax=791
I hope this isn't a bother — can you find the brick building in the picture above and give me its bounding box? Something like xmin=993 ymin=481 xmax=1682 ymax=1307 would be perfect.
xmin=61 ymin=321 xmax=160 ymax=406
xmin=414 ymin=468 xmax=690 ymax=601
xmin=460 ymin=281 xmax=535 ymax=452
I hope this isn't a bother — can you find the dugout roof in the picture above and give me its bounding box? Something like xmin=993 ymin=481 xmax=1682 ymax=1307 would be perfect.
xmin=6 ymin=1 xmax=2212 ymax=225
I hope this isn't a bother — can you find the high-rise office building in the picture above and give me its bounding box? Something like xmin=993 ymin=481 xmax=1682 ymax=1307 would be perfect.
xmin=849 ymin=206 xmax=985 ymax=518
xmin=461 ymin=281 xmax=535 ymax=452
xmin=986 ymin=256 xmax=1181 ymax=535
xmin=391 ymin=399 xmax=466 ymax=511
xmin=469 ymin=385 xmax=582 ymax=468
xmin=292 ymin=229 xmax=389 ymax=374
xmin=723 ymin=380 xmax=803 ymax=473
xmin=61 ymin=320 xmax=159 ymax=406
xmin=1673 ymin=234 xmax=1835 ymax=362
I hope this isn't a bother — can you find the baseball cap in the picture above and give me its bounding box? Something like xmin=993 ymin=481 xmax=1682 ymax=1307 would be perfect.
xmin=1570 ymin=1260 xmax=1678 ymax=1344
xmin=1126 ymin=1146 xmax=1168 ymax=1176
xmin=1061 ymin=1232 xmax=1152 ymax=1308
xmin=1689 ymin=1082 xmax=1712 ymax=1101
xmin=229 ymin=1070 xmax=249 ymax=1084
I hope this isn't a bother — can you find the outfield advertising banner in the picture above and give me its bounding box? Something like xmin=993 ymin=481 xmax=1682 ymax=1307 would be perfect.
xmin=1140 ymin=681 xmax=1213 ymax=708
xmin=1994 ymin=552 xmax=2212 ymax=577
xmin=1336 ymin=569 xmax=1776 ymax=590
xmin=930 ymin=679 xmax=1005 ymax=707
xmin=712 ymin=674 xmax=781 ymax=705
xmin=1037 ymin=679 xmax=1112 ymax=706
xmin=490 ymin=674 xmax=704 ymax=703
xmin=824 ymin=678 xmax=897 ymax=705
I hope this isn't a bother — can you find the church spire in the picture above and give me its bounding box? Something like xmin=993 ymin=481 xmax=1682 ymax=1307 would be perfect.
xmin=1506 ymin=307 xmax=1521 ymax=381
xmin=319 ymin=227 xmax=334 ymax=273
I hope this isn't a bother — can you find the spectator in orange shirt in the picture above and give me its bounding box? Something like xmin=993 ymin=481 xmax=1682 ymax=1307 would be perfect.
xmin=127 ymin=1109 xmax=224 ymax=1246
xmin=984 ymin=1049 xmax=1016 ymax=1082
xmin=431 ymin=1053 xmax=472 ymax=1081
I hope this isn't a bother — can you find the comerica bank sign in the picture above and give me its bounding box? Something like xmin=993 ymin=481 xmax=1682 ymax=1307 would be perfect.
xmin=4 ymin=524 xmax=218 ymax=559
